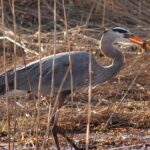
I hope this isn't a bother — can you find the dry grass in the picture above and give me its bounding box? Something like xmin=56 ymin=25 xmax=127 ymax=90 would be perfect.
xmin=0 ymin=0 xmax=150 ymax=149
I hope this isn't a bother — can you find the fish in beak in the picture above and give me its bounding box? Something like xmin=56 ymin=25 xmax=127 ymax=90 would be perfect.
xmin=143 ymin=40 xmax=150 ymax=50
xmin=128 ymin=35 xmax=150 ymax=51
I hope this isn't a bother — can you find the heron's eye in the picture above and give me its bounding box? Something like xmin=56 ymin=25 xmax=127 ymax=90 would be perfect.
xmin=124 ymin=33 xmax=133 ymax=38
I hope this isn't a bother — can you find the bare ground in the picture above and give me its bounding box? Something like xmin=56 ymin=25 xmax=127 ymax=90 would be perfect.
xmin=0 ymin=0 xmax=150 ymax=149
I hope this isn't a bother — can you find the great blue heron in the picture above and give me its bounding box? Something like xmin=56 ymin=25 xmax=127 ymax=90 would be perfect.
xmin=0 ymin=27 xmax=145 ymax=149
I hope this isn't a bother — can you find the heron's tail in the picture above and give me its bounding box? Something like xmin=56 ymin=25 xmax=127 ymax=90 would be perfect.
xmin=0 ymin=75 xmax=5 ymax=95
xmin=0 ymin=67 xmax=17 ymax=95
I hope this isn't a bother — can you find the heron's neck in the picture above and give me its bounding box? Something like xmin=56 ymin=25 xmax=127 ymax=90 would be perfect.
xmin=94 ymin=39 xmax=124 ymax=84
xmin=105 ymin=49 xmax=124 ymax=78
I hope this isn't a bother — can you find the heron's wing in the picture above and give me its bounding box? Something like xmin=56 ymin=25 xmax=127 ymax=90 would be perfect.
xmin=0 ymin=52 xmax=95 ymax=94
xmin=14 ymin=55 xmax=71 ymax=94
xmin=0 ymin=65 xmax=25 ymax=85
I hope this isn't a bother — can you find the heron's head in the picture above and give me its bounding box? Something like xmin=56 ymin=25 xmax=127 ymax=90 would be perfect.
xmin=100 ymin=27 xmax=145 ymax=58
xmin=111 ymin=27 xmax=144 ymax=46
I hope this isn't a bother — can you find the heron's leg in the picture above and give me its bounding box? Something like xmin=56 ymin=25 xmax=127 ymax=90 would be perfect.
xmin=51 ymin=91 xmax=84 ymax=150
xmin=50 ymin=91 xmax=70 ymax=124
xmin=50 ymin=93 xmax=65 ymax=150
xmin=51 ymin=113 xmax=60 ymax=150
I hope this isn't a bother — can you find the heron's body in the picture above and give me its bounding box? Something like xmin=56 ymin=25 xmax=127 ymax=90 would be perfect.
xmin=0 ymin=27 xmax=144 ymax=150
xmin=0 ymin=51 xmax=97 ymax=95
xmin=0 ymin=50 xmax=122 ymax=96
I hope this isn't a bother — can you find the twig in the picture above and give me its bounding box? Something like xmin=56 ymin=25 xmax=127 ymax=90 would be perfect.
xmin=102 ymin=54 xmax=150 ymax=130
xmin=62 ymin=0 xmax=74 ymax=148
xmin=36 ymin=0 xmax=42 ymax=149
xmin=12 ymin=0 xmax=17 ymax=149
xmin=0 ymin=36 xmax=39 ymax=55
xmin=1 ymin=0 xmax=11 ymax=149
xmin=86 ymin=51 xmax=92 ymax=150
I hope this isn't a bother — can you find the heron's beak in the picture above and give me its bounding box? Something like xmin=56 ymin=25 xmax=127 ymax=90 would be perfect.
xmin=128 ymin=35 xmax=150 ymax=51
xmin=128 ymin=35 xmax=144 ymax=46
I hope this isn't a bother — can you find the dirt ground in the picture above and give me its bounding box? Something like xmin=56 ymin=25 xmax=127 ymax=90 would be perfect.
xmin=0 ymin=0 xmax=150 ymax=149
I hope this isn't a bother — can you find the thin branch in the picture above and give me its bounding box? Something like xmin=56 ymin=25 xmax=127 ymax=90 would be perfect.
xmin=102 ymin=0 xmax=106 ymax=27
xmin=102 ymin=69 xmax=142 ymax=130
xmin=62 ymin=0 xmax=74 ymax=148
xmin=12 ymin=0 xmax=17 ymax=149
xmin=36 ymin=0 xmax=42 ymax=149
xmin=1 ymin=0 xmax=10 ymax=149
xmin=85 ymin=0 xmax=96 ymax=26
xmin=86 ymin=51 xmax=92 ymax=150
xmin=50 ymin=0 xmax=57 ymax=97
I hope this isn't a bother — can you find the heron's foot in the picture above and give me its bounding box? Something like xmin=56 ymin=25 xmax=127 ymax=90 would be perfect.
xmin=74 ymin=141 xmax=97 ymax=150
xmin=73 ymin=144 xmax=96 ymax=150
xmin=56 ymin=126 xmax=85 ymax=150
xmin=55 ymin=126 xmax=97 ymax=150
xmin=88 ymin=141 xmax=98 ymax=149
xmin=75 ymin=147 xmax=85 ymax=150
